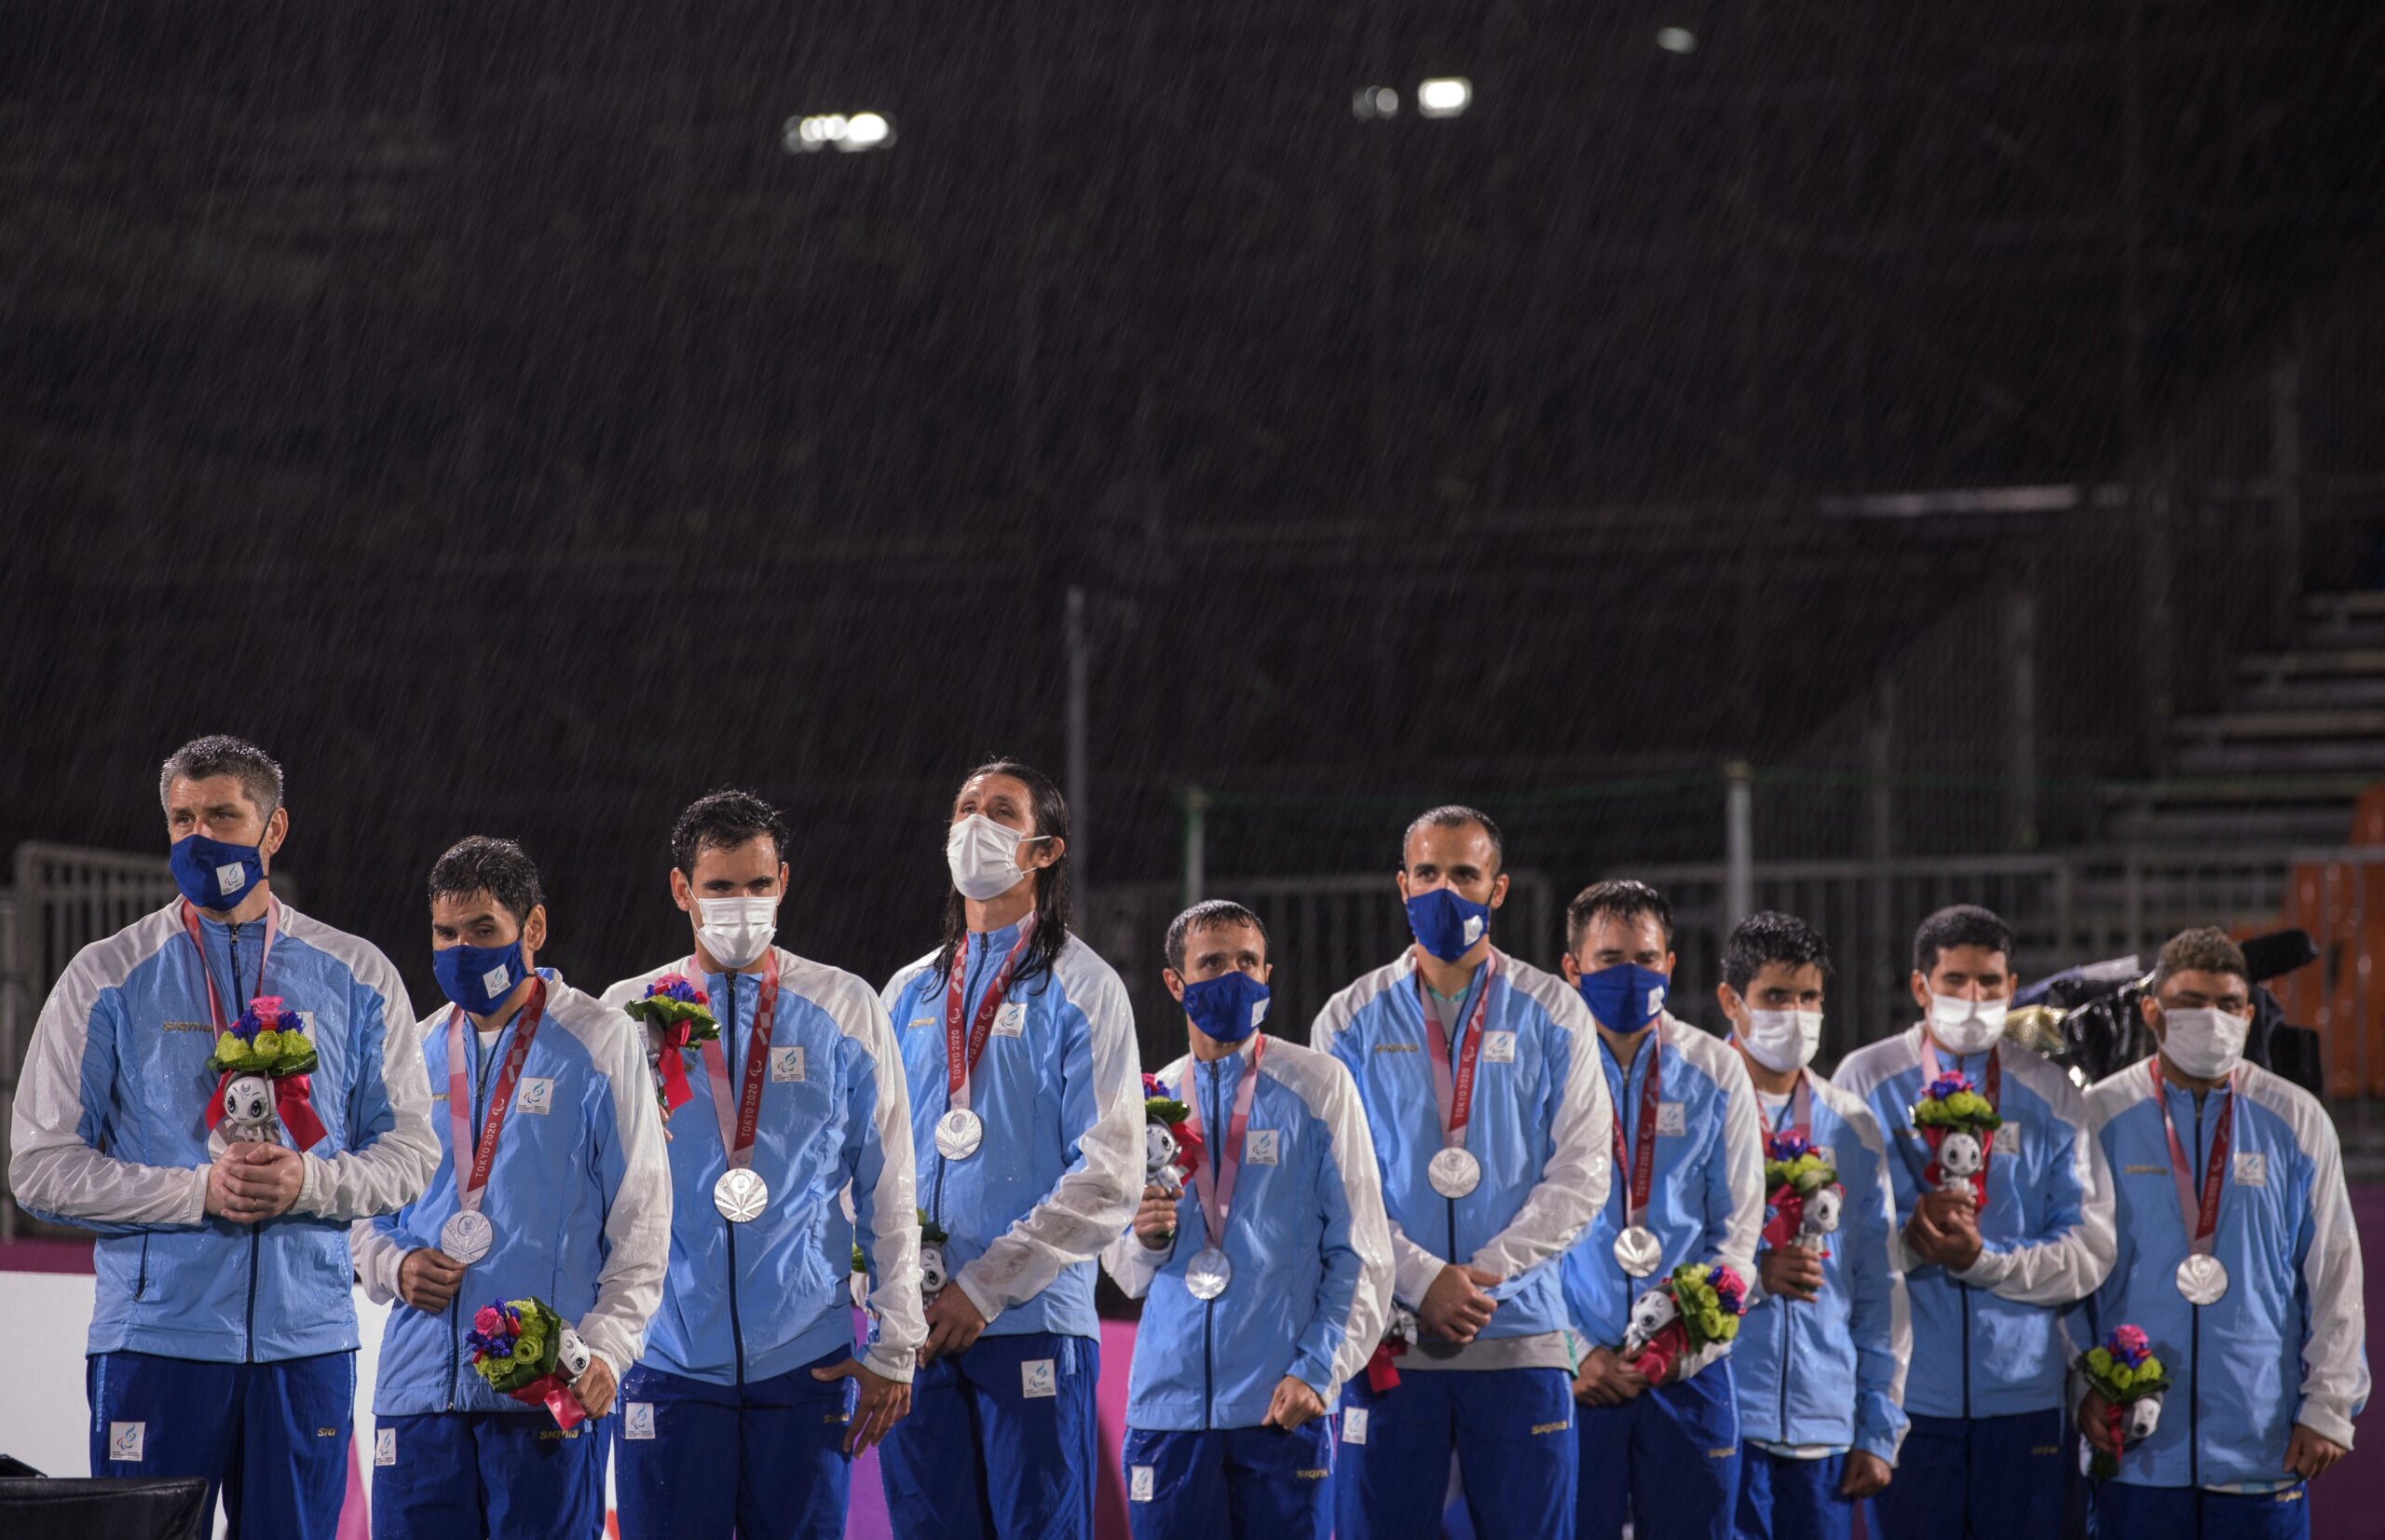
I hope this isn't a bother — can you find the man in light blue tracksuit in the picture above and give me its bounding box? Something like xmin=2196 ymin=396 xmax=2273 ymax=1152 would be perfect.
xmin=1104 ymin=901 xmax=1394 ymax=1539
xmin=353 ymin=837 xmax=672 ymax=1539
xmin=1835 ymin=904 xmax=2115 ymax=1540
xmin=879 ymin=760 xmax=1142 ymax=1538
xmin=8 ymin=736 xmax=439 ymax=1540
xmin=1714 ymin=912 xmax=1908 ymax=1540
xmin=1314 ymin=806 xmax=1612 ymax=1540
xmin=1559 ymin=880 xmax=1765 ymax=1540
xmin=2081 ymin=927 xmax=2366 ymax=1539
xmin=601 ymin=790 xmax=924 ymax=1540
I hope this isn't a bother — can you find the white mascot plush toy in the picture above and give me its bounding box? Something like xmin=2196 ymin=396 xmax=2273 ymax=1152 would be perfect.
xmin=1621 ymin=1287 xmax=1680 ymax=1360
xmin=1936 ymin=1129 xmax=1985 ymax=1194
xmin=219 ymin=1073 xmax=278 ymax=1145
xmin=1794 ymin=1184 xmax=1845 ymax=1252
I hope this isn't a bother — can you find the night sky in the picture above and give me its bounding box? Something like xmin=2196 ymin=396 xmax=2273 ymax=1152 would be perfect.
xmin=7 ymin=1 xmax=2382 ymax=1034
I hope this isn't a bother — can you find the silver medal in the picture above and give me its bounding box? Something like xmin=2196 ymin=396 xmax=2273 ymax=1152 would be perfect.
xmin=935 ymin=1108 xmax=984 ymax=1161
xmin=1427 ymin=1146 xmax=1481 ymax=1199
xmin=1186 ymin=1246 xmax=1233 ymax=1301
xmin=440 ymin=1208 xmax=493 ymax=1265
xmin=714 ymin=1166 xmax=770 ymax=1223
xmin=1613 ymin=1224 xmax=1663 ymax=1278
xmin=2175 ymin=1252 xmax=2228 ymax=1305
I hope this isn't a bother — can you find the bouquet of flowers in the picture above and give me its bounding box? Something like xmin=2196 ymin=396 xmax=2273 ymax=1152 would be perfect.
xmin=2078 ymin=1326 xmax=2170 ymax=1479
xmin=1621 ymin=1262 xmax=1748 ymax=1383
xmin=1759 ymin=1129 xmax=1843 ymax=1259
xmin=1912 ymin=1072 xmax=2002 ymax=1208
xmin=204 ymin=995 xmax=327 ymax=1149
xmin=621 ymin=974 xmax=719 ymax=1116
xmin=467 ymin=1298 xmax=593 ymax=1429
xmin=1141 ymin=1073 xmax=1205 ymax=1204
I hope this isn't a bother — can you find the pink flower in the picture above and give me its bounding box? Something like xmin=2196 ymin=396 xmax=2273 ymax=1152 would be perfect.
xmin=475 ymin=1304 xmax=503 ymax=1336
xmin=250 ymin=995 xmax=286 ymax=1017
xmin=2108 ymin=1325 xmax=2152 ymax=1367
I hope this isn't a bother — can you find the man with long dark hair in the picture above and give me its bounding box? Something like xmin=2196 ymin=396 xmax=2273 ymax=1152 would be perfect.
xmin=600 ymin=790 xmax=922 ymax=1539
xmin=878 ymin=760 xmax=1143 ymax=1538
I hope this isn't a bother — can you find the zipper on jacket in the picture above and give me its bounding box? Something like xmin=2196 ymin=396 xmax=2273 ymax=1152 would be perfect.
xmin=2188 ymin=1092 xmax=2204 ymax=1489
xmin=228 ymin=920 xmax=264 ymax=1365
xmin=1777 ymin=1302 xmax=1792 ymax=1439
xmin=1203 ymin=1060 xmax=1221 ymax=1431
xmin=723 ymin=977 xmax=748 ymax=1384
xmin=135 ymin=1236 xmax=150 ymax=1301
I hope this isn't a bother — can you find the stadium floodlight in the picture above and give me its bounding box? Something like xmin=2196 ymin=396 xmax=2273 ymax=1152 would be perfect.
xmin=1415 ymin=77 xmax=1471 ymax=118
xmin=1353 ymin=86 xmax=1399 ymax=120
xmin=782 ymin=112 xmax=897 ymax=154
xmin=1656 ymin=27 xmax=1697 ymax=54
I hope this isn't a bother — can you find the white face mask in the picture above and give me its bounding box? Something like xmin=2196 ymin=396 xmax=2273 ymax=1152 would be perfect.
xmin=2160 ymin=1005 xmax=2250 ymax=1081
xmin=1928 ymin=992 xmax=2009 ymax=1056
xmin=946 ymin=813 xmax=1044 ymax=902
xmin=696 ymin=896 xmax=779 ymax=970
xmin=1738 ymin=1005 xmax=1824 ymax=1073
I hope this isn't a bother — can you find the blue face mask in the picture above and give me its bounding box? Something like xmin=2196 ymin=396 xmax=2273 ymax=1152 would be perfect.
xmin=1405 ymin=885 xmax=1492 ymax=963
xmin=1577 ymin=961 xmax=1670 ymax=1032
xmin=1181 ymin=971 xmax=1271 ymax=1044
xmin=170 ymin=833 xmax=266 ymax=912
xmin=433 ymin=939 xmax=528 ymax=1015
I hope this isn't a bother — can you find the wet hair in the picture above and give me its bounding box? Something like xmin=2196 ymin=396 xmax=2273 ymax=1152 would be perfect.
xmin=934 ymin=759 xmax=1071 ymax=986
xmin=428 ymin=837 xmax=545 ymax=927
xmin=1722 ymin=910 xmax=1833 ymax=995
xmin=1401 ymin=805 xmax=1505 ymax=874
xmin=671 ymin=788 xmax=789 ymax=876
xmin=1165 ymin=900 xmax=1269 ymax=974
xmin=2151 ymin=926 xmax=2249 ymax=994
xmin=159 ymin=734 xmax=284 ymax=819
xmin=1912 ymin=905 xmax=2014 ymax=976
xmin=1566 ymin=879 xmax=1674 ymax=952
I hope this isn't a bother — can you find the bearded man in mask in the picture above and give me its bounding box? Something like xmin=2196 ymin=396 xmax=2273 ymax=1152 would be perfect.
xmin=1311 ymin=806 xmax=1612 ymax=1540
xmin=2079 ymin=927 xmax=2365 ymax=1537
xmin=1718 ymin=911 xmax=1907 ymax=1540
xmin=1835 ymin=904 xmax=2115 ymax=1540
xmin=602 ymin=789 xmax=924 ymax=1540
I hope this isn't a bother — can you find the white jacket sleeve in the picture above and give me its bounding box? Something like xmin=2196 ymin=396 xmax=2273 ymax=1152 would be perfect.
xmin=2294 ymin=1103 xmax=2369 ymax=1447
xmin=1953 ymin=1063 xmax=2115 ymax=1306
xmin=952 ymin=961 xmax=1143 ymax=1324
xmin=9 ymin=962 xmax=212 ymax=1230
xmin=1100 ymin=1228 xmax=1175 ymax=1299
xmin=348 ymin=1216 xmax=410 ymax=1304
xmin=1468 ymin=996 xmax=1613 ymax=1285
xmin=1309 ymin=1062 xmax=1396 ymax=1399
xmin=290 ymin=952 xmax=440 ymax=1222
xmin=848 ymin=988 xmax=928 ymax=1383
xmin=573 ymin=1015 xmax=675 ymax=1381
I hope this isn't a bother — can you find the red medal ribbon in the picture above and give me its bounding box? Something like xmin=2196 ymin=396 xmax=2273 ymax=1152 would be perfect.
xmin=1414 ymin=956 xmax=1496 ymax=1152
xmin=697 ymin=950 xmax=783 ymax=1172
xmin=444 ymin=979 xmax=549 ymax=1221
xmin=179 ymin=899 xmax=279 ymax=1032
xmin=1180 ymin=1037 xmax=1264 ymax=1252
xmin=1609 ymin=1029 xmax=1664 ymax=1229
xmin=2147 ymin=1057 xmax=2234 ymax=1261
xmin=1365 ymin=1335 xmax=1409 ymax=1393
xmin=945 ymin=921 xmax=1037 ymax=1114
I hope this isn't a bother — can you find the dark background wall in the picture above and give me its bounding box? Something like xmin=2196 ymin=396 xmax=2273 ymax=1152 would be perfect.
xmin=6 ymin=0 xmax=2383 ymax=1007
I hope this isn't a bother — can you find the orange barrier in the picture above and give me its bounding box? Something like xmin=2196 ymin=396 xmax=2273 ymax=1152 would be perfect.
xmin=2274 ymin=788 xmax=2385 ymax=1097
